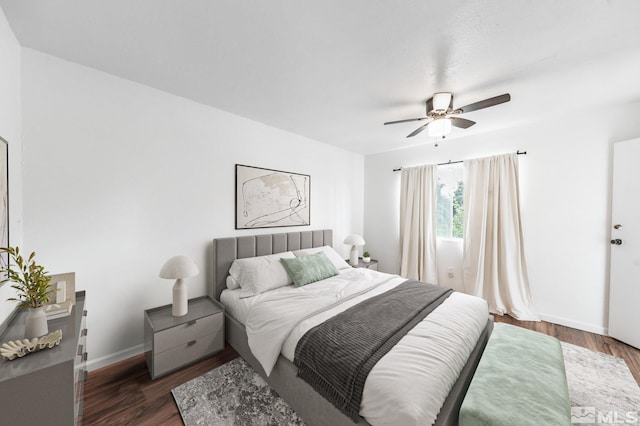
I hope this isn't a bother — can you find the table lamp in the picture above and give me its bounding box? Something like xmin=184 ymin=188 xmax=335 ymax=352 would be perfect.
xmin=159 ymin=255 xmax=199 ymax=316
xmin=343 ymin=234 xmax=366 ymax=266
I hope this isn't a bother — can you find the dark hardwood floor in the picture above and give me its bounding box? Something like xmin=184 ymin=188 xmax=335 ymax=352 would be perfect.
xmin=83 ymin=345 xmax=239 ymax=426
xmin=83 ymin=318 xmax=640 ymax=425
xmin=493 ymin=315 xmax=640 ymax=385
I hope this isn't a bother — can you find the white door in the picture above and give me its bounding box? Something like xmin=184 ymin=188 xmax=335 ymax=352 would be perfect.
xmin=609 ymin=138 xmax=640 ymax=349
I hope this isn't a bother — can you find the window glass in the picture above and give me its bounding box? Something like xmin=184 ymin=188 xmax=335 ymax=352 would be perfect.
xmin=436 ymin=163 xmax=464 ymax=239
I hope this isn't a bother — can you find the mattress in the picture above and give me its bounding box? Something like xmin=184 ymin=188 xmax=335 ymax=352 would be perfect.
xmin=221 ymin=268 xmax=488 ymax=425
xmin=220 ymin=286 xmax=254 ymax=324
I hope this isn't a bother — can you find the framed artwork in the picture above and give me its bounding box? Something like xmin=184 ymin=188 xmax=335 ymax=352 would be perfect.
xmin=43 ymin=272 xmax=76 ymax=319
xmin=235 ymin=164 xmax=310 ymax=229
xmin=0 ymin=137 xmax=8 ymax=280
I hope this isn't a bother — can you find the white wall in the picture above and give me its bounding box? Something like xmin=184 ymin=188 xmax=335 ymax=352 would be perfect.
xmin=0 ymin=6 xmax=23 ymax=324
xmin=365 ymin=103 xmax=640 ymax=334
xmin=20 ymin=49 xmax=364 ymax=369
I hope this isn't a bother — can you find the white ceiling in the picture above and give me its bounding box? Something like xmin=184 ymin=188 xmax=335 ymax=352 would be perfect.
xmin=2 ymin=1 xmax=640 ymax=155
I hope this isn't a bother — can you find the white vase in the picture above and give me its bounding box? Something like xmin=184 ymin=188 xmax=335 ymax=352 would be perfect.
xmin=363 ymin=257 xmax=371 ymax=263
xmin=25 ymin=307 xmax=48 ymax=339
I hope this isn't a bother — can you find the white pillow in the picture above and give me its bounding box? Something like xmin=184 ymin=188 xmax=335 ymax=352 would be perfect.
xmin=226 ymin=275 xmax=240 ymax=290
xmin=228 ymin=251 xmax=296 ymax=296
xmin=293 ymin=246 xmax=351 ymax=270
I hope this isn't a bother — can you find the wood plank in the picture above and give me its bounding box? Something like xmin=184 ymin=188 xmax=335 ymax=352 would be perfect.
xmin=83 ymin=319 xmax=640 ymax=425
xmin=83 ymin=345 xmax=238 ymax=425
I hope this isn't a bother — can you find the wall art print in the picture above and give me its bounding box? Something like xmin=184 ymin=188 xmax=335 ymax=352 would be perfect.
xmin=235 ymin=164 xmax=310 ymax=229
xmin=0 ymin=137 xmax=8 ymax=280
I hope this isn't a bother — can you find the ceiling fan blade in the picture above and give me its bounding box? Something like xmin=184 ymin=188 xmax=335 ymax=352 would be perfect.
xmin=384 ymin=117 xmax=428 ymax=125
xmin=450 ymin=117 xmax=476 ymax=129
xmin=458 ymin=93 xmax=511 ymax=114
xmin=406 ymin=122 xmax=430 ymax=138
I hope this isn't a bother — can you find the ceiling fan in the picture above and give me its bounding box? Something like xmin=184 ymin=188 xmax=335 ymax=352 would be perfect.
xmin=384 ymin=92 xmax=511 ymax=138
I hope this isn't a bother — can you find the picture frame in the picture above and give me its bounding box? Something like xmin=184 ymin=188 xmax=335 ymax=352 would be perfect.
xmin=0 ymin=137 xmax=8 ymax=281
xmin=46 ymin=272 xmax=76 ymax=305
xmin=43 ymin=272 xmax=76 ymax=319
xmin=235 ymin=164 xmax=310 ymax=229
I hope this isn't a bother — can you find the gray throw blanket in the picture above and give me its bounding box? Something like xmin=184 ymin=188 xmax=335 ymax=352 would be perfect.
xmin=294 ymin=279 xmax=453 ymax=421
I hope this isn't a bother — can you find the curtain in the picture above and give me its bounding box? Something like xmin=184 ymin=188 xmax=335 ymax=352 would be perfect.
xmin=400 ymin=165 xmax=438 ymax=283
xmin=462 ymin=153 xmax=539 ymax=320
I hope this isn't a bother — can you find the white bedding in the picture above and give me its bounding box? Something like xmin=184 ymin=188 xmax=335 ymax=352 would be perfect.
xmin=221 ymin=268 xmax=488 ymax=425
xmin=220 ymin=285 xmax=255 ymax=324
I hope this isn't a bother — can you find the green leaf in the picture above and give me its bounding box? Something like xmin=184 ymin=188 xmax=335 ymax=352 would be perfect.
xmin=1 ymin=246 xmax=52 ymax=308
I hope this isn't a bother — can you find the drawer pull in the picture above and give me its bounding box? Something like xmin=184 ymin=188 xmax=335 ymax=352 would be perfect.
xmin=83 ymin=310 xmax=88 ymax=317
xmin=81 ymin=329 xmax=88 ymax=337
xmin=77 ymin=345 xmax=84 ymax=356
xmin=187 ymin=320 xmax=197 ymax=326
xmin=187 ymin=340 xmax=197 ymax=347
xmin=82 ymin=352 xmax=88 ymax=362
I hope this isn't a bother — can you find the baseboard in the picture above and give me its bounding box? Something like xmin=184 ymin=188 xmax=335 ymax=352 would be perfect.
xmin=538 ymin=312 xmax=608 ymax=336
xmin=86 ymin=343 xmax=144 ymax=372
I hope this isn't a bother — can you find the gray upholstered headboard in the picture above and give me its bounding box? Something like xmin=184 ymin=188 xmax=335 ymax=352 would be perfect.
xmin=210 ymin=229 xmax=334 ymax=301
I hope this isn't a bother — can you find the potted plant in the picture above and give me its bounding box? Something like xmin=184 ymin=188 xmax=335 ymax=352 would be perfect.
xmin=0 ymin=247 xmax=53 ymax=338
xmin=362 ymin=251 xmax=371 ymax=263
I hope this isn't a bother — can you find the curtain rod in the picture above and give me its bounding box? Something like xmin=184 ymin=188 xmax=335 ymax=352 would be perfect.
xmin=392 ymin=150 xmax=527 ymax=172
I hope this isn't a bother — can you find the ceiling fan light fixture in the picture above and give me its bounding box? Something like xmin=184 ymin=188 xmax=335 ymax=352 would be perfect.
xmin=432 ymin=92 xmax=452 ymax=111
xmin=428 ymin=118 xmax=452 ymax=137
xmin=384 ymin=91 xmax=510 ymax=139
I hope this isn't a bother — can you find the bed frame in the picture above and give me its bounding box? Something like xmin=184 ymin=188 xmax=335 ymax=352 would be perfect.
xmin=210 ymin=229 xmax=493 ymax=426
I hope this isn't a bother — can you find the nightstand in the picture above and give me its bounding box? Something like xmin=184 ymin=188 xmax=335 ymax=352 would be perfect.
xmin=349 ymin=258 xmax=379 ymax=271
xmin=144 ymin=296 xmax=224 ymax=379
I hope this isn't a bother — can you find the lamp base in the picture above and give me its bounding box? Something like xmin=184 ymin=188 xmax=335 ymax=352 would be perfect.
xmin=172 ymin=279 xmax=188 ymax=316
xmin=349 ymin=246 xmax=359 ymax=266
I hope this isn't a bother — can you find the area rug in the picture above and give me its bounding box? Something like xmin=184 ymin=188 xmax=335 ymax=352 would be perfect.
xmin=562 ymin=342 xmax=640 ymax=424
xmin=172 ymin=343 xmax=640 ymax=425
xmin=172 ymin=358 xmax=304 ymax=425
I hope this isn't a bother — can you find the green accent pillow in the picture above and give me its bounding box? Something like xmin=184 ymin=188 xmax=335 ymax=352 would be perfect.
xmin=280 ymin=252 xmax=339 ymax=287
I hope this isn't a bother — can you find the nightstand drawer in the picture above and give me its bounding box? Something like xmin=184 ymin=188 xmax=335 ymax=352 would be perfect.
xmin=154 ymin=312 xmax=223 ymax=353
xmin=153 ymin=332 xmax=224 ymax=377
xmin=144 ymin=296 xmax=225 ymax=380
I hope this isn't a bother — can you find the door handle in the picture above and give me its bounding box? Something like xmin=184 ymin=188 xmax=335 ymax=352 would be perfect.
xmin=610 ymin=239 xmax=623 ymax=245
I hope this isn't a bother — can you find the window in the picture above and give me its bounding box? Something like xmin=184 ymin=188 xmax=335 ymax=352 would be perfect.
xmin=436 ymin=163 xmax=464 ymax=239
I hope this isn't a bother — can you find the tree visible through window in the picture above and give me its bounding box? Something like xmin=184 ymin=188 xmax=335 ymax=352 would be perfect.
xmin=436 ymin=164 xmax=464 ymax=239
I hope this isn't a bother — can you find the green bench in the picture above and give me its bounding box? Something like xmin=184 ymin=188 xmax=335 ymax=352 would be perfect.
xmin=459 ymin=323 xmax=571 ymax=426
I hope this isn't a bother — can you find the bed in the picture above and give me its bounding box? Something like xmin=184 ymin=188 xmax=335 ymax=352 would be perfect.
xmin=210 ymin=229 xmax=493 ymax=426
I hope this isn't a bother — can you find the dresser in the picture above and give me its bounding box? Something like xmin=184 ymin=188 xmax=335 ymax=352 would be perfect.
xmin=144 ymin=296 xmax=224 ymax=379
xmin=0 ymin=291 xmax=88 ymax=425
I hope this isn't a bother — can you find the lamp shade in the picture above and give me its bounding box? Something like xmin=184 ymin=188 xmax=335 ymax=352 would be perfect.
xmin=343 ymin=234 xmax=366 ymax=246
xmin=159 ymin=255 xmax=199 ymax=279
xmin=160 ymin=255 xmax=199 ymax=317
xmin=344 ymin=234 xmax=366 ymax=266
xmin=428 ymin=118 xmax=452 ymax=137
xmin=433 ymin=92 xmax=452 ymax=111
